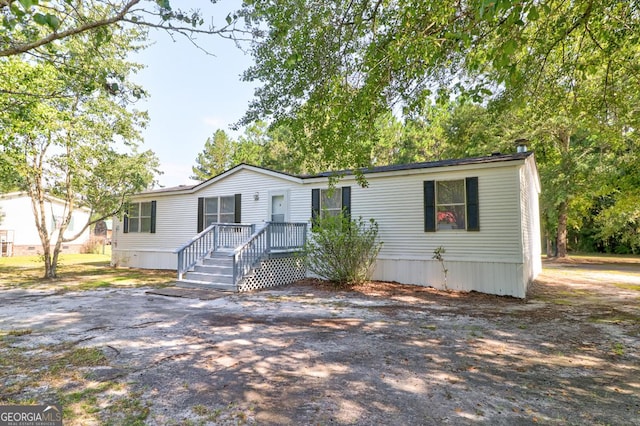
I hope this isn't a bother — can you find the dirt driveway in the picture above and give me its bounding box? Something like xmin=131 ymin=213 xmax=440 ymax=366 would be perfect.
xmin=1 ymin=259 xmax=639 ymax=425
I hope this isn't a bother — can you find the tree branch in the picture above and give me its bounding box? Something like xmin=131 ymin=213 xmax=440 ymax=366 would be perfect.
xmin=0 ymin=0 xmax=142 ymax=57
xmin=0 ymin=88 xmax=71 ymax=98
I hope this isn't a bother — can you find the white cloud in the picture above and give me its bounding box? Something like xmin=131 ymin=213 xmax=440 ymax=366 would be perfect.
xmin=202 ymin=116 xmax=228 ymax=129
xmin=155 ymin=162 xmax=199 ymax=188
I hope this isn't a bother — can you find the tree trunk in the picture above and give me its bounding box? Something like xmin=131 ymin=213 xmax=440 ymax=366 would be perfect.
xmin=43 ymin=246 xmax=54 ymax=279
xmin=546 ymin=233 xmax=554 ymax=257
xmin=48 ymin=250 xmax=59 ymax=278
xmin=556 ymin=200 xmax=569 ymax=258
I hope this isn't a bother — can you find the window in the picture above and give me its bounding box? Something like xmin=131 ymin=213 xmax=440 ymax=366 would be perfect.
xmin=197 ymin=194 xmax=241 ymax=232
xmin=51 ymin=215 xmax=74 ymax=231
xmin=436 ymin=180 xmax=466 ymax=230
xmin=124 ymin=201 xmax=156 ymax=233
xmin=424 ymin=177 xmax=479 ymax=232
xmin=320 ymin=189 xmax=343 ymax=218
xmin=311 ymin=187 xmax=351 ymax=226
xmin=203 ymin=196 xmax=235 ymax=227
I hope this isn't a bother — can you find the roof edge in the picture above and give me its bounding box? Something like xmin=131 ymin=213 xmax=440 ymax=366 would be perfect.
xmin=299 ymin=152 xmax=533 ymax=179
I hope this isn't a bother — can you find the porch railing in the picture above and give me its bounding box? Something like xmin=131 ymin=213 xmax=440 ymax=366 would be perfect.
xmin=232 ymin=222 xmax=307 ymax=285
xmin=175 ymin=223 xmax=255 ymax=280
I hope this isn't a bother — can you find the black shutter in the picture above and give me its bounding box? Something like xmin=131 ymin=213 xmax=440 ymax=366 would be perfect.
xmin=466 ymin=177 xmax=479 ymax=231
xmin=341 ymin=186 xmax=351 ymax=221
xmin=197 ymin=197 xmax=204 ymax=233
xmin=123 ymin=203 xmax=129 ymax=233
xmin=311 ymin=189 xmax=320 ymax=229
xmin=234 ymin=193 xmax=242 ymax=223
xmin=150 ymin=200 xmax=157 ymax=233
xmin=424 ymin=181 xmax=436 ymax=232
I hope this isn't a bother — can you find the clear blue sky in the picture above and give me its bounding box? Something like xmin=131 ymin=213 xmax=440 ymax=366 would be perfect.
xmin=130 ymin=1 xmax=256 ymax=187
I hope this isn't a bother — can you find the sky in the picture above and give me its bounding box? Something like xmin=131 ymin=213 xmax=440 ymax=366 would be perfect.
xmin=130 ymin=1 xmax=256 ymax=188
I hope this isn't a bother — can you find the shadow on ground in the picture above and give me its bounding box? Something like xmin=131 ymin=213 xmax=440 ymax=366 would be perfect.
xmin=1 ymin=260 xmax=639 ymax=425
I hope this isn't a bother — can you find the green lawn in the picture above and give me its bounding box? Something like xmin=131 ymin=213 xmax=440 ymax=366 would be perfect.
xmin=0 ymin=253 xmax=176 ymax=291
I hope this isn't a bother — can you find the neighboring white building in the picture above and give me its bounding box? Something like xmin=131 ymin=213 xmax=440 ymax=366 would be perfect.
xmin=112 ymin=152 xmax=542 ymax=298
xmin=0 ymin=192 xmax=92 ymax=256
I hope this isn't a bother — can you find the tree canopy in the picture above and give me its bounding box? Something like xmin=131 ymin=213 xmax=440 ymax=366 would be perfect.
xmin=191 ymin=122 xmax=318 ymax=180
xmin=232 ymin=0 xmax=639 ymax=256
xmin=0 ymin=17 xmax=159 ymax=277
xmin=238 ymin=0 xmax=638 ymax=165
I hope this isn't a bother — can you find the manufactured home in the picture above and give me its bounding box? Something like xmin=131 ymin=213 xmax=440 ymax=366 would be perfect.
xmin=112 ymin=152 xmax=541 ymax=298
xmin=0 ymin=192 xmax=92 ymax=256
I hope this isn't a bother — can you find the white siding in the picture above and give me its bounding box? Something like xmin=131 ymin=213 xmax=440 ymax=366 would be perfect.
xmin=294 ymin=162 xmax=524 ymax=262
xmin=0 ymin=193 xmax=91 ymax=247
xmin=519 ymin=156 xmax=542 ymax=287
xmin=113 ymin=157 xmax=542 ymax=298
xmin=112 ymin=169 xmax=302 ymax=268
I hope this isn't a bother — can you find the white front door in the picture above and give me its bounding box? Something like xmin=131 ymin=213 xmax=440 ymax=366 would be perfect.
xmin=271 ymin=194 xmax=286 ymax=222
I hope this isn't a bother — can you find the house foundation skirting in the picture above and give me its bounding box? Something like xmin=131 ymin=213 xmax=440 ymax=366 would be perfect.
xmin=10 ymin=244 xmax=84 ymax=256
xmin=111 ymin=249 xmax=176 ymax=270
xmin=372 ymin=258 xmax=529 ymax=298
xmin=238 ymin=256 xmax=306 ymax=292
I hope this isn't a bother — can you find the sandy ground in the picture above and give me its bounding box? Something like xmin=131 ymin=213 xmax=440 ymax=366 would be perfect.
xmin=1 ymin=260 xmax=639 ymax=425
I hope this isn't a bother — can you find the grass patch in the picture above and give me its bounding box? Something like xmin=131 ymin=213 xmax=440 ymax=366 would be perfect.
xmin=612 ymin=282 xmax=640 ymax=292
xmin=587 ymin=310 xmax=640 ymax=326
xmin=611 ymin=342 xmax=625 ymax=356
xmin=102 ymin=390 xmax=150 ymax=426
xmin=2 ymin=329 xmax=33 ymax=337
xmin=553 ymin=253 xmax=640 ymax=264
xmin=0 ymin=254 xmax=175 ymax=291
xmin=0 ymin=333 xmax=148 ymax=425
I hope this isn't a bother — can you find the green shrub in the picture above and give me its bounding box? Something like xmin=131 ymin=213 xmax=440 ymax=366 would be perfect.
xmin=303 ymin=214 xmax=382 ymax=287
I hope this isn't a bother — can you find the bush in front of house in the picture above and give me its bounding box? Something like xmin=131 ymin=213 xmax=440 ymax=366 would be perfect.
xmin=303 ymin=214 xmax=383 ymax=287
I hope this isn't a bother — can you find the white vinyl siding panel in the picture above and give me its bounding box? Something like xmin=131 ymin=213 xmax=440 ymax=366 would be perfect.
xmin=373 ymin=259 xmax=526 ymax=298
xmin=345 ymin=165 xmax=524 ymax=262
xmin=113 ymin=169 xmax=302 ymax=253
xmin=0 ymin=193 xmax=91 ymax=247
xmin=519 ymin=156 xmax=542 ymax=284
xmin=112 ymin=157 xmax=541 ymax=298
xmin=196 ymin=169 xmax=301 ymax=224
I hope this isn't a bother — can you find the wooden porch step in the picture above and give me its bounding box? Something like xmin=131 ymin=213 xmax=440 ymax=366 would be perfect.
xmin=194 ymin=264 xmax=233 ymax=275
xmin=183 ymin=271 xmax=233 ymax=284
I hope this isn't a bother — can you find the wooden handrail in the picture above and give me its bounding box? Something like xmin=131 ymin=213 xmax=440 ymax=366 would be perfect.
xmin=175 ymin=223 xmax=255 ymax=280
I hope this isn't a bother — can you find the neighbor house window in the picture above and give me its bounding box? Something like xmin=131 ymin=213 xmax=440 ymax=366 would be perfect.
xmin=124 ymin=201 xmax=156 ymax=233
xmin=424 ymin=177 xmax=479 ymax=232
xmin=51 ymin=215 xmax=74 ymax=231
xmin=197 ymin=194 xmax=241 ymax=232
xmin=436 ymin=180 xmax=466 ymax=230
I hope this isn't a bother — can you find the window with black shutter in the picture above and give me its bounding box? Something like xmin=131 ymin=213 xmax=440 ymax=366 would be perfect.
xmin=424 ymin=178 xmax=479 ymax=231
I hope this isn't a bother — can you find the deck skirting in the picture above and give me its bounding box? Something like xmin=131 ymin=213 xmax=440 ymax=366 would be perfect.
xmin=238 ymin=256 xmax=306 ymax=292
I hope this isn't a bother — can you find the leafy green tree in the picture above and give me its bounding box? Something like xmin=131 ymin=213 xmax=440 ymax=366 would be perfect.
xmin=191 ymin=121 xmax=323 ymax=178
xmin=592 ymin=144 xmax=640 ymax=253
xmin=237 ymin=0 xmax=638 ymax=177
xmin=231 ymin=121 xmax=269 ymax=166
xmin=191 ymin=129 xmax=234 ymax=180
xmin=0 ymin=24 xmax=158 ymax=278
